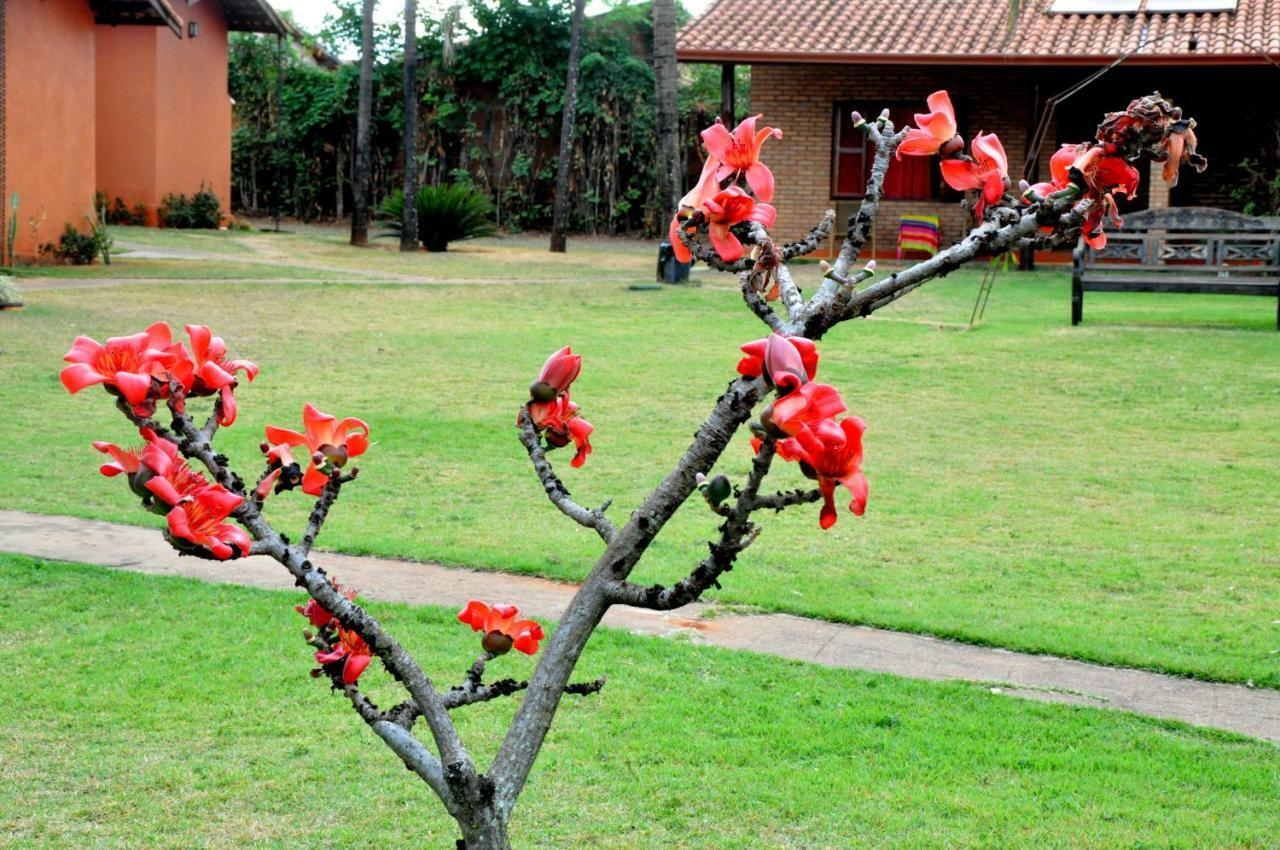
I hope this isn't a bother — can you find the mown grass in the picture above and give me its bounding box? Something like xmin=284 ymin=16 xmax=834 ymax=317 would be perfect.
xmin=1 ymin=240 xmax=1278 ymax=687
xmin=2 ymin=554 xmax=1278 ymax=849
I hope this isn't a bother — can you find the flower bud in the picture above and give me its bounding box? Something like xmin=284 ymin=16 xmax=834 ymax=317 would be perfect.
xmin=850 ymin=110 xmax=865 ymax=128
xmin=940 ymin=135 xmax=965 ymax=159
xmin=482 ymin=630 xmax=514 ymax=656
xmin=703 ymin=474 xmax=732 ymax=507
xmin=529 ymin=381 xmax=558 ymax=403
xmin=320 ymin=444 xmax=349 ymax=468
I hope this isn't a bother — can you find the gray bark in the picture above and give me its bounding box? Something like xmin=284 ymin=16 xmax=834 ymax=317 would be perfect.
xmin=350 ymin=0 xmax=375 ymax=246
xmin=549 ymin=0 xmax=586 ymax=253
xmin=400 ymin=0 xmax=419 ymax=252
xmin=652 ymin=0 xmax=680 ymax=224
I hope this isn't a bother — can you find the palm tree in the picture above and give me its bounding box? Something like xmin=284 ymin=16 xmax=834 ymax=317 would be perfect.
xmin=350 ymin=0 xmax=376 ymax=247
xmin=548 ymin=0 xmax=587 ymax=254
xmin=400 ymin=0 xmax=419 ymax=252
xmin=652 ymin=0 xmax=680 ymax=227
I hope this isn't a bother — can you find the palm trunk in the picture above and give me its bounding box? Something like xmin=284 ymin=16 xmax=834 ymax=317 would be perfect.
xmin=652 ymin=0 xmax=680 ymax=227
xmin=548 ymin=0 xmax=586 ymax=253
xmin=400 ymin=0 xmax=419 ymax=251
xmin=350 ymin=0 xmax=376 ymax=246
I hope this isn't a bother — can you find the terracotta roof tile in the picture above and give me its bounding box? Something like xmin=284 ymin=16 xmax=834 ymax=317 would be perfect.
xmin=678 ymin=0 xmax=1280 ymax=63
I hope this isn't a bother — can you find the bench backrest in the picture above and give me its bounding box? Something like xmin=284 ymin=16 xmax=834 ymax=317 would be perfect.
xmin=1078 ymin=207 xmax=1280 ymax=280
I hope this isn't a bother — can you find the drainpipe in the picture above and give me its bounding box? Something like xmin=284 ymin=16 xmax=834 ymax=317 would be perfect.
xmin=1019 ymin=81 xmax=1040 ymax=271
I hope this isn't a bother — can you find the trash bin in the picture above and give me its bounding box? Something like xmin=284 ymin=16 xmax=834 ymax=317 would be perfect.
xmin=656 ymin=241 xmax=691 ymax=284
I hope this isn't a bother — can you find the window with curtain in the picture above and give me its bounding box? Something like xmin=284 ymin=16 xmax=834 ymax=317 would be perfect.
xmin=831 ymin=103 xmax=936 ymax=201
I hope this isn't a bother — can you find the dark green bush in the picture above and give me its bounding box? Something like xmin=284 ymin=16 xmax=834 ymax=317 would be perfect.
xmin=46 ymin=224 xmax=101 ymax=265
xmin=378 ymin=183 xmax=497 ymax=252
xmin=159 ymin=185 xmax=223 ymax=229
xmin=99 ymin=193 xmax=149 ymax=226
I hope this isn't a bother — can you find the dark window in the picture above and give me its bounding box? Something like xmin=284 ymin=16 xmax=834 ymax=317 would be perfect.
xmin=832 ymin=103 xmax=936 ymax=201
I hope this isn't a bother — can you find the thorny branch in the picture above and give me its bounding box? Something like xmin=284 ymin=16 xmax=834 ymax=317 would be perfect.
xmin=606 ymin=439 xmax=788 ymax=610
xmin=517 ymin=408 xmax=616 ymax=543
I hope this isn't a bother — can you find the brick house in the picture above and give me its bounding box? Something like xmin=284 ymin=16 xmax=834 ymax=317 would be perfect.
xmin=1 ymin=0 xmax=285 ymax=260
xmin=677 ymin=0 xmax=1280 ymax=254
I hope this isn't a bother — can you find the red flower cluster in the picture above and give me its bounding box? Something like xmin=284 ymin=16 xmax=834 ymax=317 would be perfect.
xmin=91 ymin=426 xmax=250 ymax=559
xmin=264 ymin=403 xmax=370 ymax=496
xmin=61 ymin=322 xmax=257 ymax=425
xmin=458 ymin=600 xmax=544 ymax=656
xmin=740 ymin=334 xmax=869 ymax=529
xmin=1020 ymin=95 xmax=1206 ymax=249
xmin=525 ymin=346 xmax=593 ymax=468
xmin=896 ymin=90 xmax=1011 ymax=220
xmin=1023 ymin=142 xmax=1140 ymax=249
xmin=670 ymin=115 xmax=781 ymax=264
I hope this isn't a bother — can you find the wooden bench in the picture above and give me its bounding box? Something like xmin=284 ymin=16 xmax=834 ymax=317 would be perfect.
xmin=1072 ymin=207 xmax=1280 ymax=328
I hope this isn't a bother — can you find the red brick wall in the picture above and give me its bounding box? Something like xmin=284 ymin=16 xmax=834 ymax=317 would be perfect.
xmin=751 ymin=63 xmax=1050 ymax=256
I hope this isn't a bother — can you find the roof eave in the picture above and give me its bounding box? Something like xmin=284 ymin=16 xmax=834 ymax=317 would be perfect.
xmin=676 ymin=48 xmax=1280 ymax=66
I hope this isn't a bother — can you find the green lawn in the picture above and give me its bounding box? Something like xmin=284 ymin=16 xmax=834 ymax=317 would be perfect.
xmin=2 ymin=240 xmax=1279 ymax=687
xmin=3 ymin=554 xmax=1277 ymax=849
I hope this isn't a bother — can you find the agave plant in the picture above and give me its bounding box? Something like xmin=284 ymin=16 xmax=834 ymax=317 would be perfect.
xmin=378 ymin=183 xmax=497 ymax=252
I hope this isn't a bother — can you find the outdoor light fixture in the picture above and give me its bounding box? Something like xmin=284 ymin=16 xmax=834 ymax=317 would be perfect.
xmin=188 ymin=21 xmax=199 ymax=37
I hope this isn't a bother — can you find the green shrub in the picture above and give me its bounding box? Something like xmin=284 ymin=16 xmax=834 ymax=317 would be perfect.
xmin=45 ymin=224 xmax=101 ymax=265
xmin=99 ymin=193 xmax=149 ymax=227
xmin=378 ymin=183 xmax=497 ymax=252
xmin=159 ymin=184 xmax=223 ymax=229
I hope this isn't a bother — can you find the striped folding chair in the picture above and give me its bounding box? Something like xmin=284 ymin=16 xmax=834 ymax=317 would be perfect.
xmin=897 ymin=214 xmax=940 ymax=259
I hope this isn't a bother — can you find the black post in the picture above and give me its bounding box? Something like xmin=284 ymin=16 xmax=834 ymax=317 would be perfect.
xmin=719 ymin=63 xmax=735 ymax=126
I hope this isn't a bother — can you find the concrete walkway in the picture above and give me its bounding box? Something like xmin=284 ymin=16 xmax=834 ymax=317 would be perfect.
xmin=3 ymin=509 xmax=1278 ymax=744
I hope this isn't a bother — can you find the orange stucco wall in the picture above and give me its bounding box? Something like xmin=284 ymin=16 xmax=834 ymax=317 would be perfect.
xmin=155 ymin=0 xmax=232 ymax=217
xmin=6 ymin=0 xmax=97 ymax=259
xmin=96 ymin=1 xmax=232 ymax=222
xmin=95 ymin=25 xmax=159 ymax=220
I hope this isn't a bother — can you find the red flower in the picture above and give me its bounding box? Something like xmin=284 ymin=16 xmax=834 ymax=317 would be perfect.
xmin=1072 ymin=146 xmax=1140 ymax=201
xmin=458 ymin=600 xmax=544 ymax=656
xmin=169 ymin=325 xmax=259 ymax=427
xmin=776 ymin=417 xmax=869 ymax=529
xmin=897 ymin=90 xmax=958 ymax=159
xmin=738 ymin=333 xmax=820 ymax=392
xmin=529 ymin=345 xmax=582 ymax=402
xmin=264 ymin=404 xmax=370 ymax=496
xmin=703 ymin=186 xmax=777 ymax=263
xmin=166 ymin=483 xmax=251 ymax=560
xmin=529 ymin=394 xmax=593 ymax=468
xmin=763 ymin=382 xmax=847 ymax=438
xmin=700 ymin=114 xmax=783 ymax=202
xmin=60 ymin=322 xmax=177 ymax=411
xmin=94 ymin=427 xmax=208 ymax=511
xmin=669 ymin=155 xmax=724 ymax=264
xmin=296 ymin=581 xmax=358 ymax=630
xmin=940 ymin=132 xmax=1009 ymax=219
xmin=315 ymin=626 xmax=373 ymax=684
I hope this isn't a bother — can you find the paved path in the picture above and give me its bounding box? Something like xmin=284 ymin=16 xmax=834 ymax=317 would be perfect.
xmin=3 ymin=509 xmax=1278 ymax=744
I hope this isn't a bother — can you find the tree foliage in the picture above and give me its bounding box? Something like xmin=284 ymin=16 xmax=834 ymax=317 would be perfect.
xmin=229 ymin=1 xmax=726 ymax=235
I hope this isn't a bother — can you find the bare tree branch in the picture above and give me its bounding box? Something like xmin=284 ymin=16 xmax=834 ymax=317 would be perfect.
xmin=517 ymin=409 xmax=615 ymax=543
xmin=781 ymin=209 xmax=836 ymax=261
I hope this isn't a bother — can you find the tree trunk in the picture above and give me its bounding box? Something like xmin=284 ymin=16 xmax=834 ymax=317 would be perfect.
xmin=350 ymin=0 xmax=376 ymax=247
xmin=457 ymin=808 xmax=511 ymax=850
xmin=400 ymin=0 xmax=419 ymax=252
xmin=652 ymin=0 xmax=680 ymax=228
xmin=548 ymin=0 xmax=586 ymax=254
